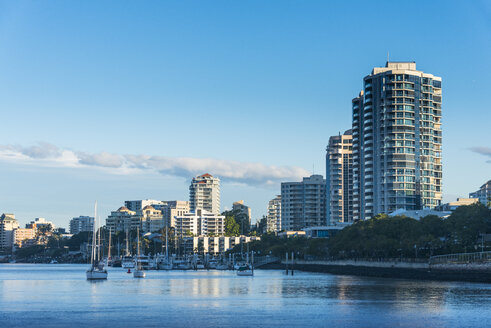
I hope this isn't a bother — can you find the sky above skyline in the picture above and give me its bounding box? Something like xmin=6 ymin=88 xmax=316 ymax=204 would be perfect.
xmin=1 ymin=0 xmax=490 ymax=227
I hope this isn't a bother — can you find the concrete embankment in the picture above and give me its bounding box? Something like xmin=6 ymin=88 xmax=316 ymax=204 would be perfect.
xmin=261 ymin=260 xmax=491 ymax=283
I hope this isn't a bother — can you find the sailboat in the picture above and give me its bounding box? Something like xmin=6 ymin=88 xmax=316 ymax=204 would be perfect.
xmin=133 ymin=227 xmax=146 ymax=278
xmin=86 ymin=202 xmax=108 ymax=280
xmin=122 ymin=230 xmax=135 ymax=269
xmin=236 ymin=244 xmax=254 ymax=276
xmin=157 ymin=228 xmax=173 ymax=270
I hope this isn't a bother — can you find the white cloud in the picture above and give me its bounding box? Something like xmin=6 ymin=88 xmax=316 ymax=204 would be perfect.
xmin=469 ymin=146 xmax=491 ymax=164
xmin=0 ymin=142 xmax=310 ymax=186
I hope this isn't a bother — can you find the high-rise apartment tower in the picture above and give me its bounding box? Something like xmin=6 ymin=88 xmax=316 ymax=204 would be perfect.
xmin=352 ymin=61 xmax=442 ymax=219
xmin=189 ymin=174 xmax=221 ymax=215
xmin=326 ymin=130 xmax=353 ymax=224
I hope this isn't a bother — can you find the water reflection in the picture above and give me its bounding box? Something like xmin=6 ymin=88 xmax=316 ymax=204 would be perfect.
xmin=1 ymin=264 xmax=491 ymax=328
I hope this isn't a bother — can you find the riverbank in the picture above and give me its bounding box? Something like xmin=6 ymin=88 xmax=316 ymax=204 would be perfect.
xmin=260 ymin=260 xmax=491 ymax=283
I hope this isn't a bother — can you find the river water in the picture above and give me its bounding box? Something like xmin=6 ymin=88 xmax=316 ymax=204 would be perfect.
xmin=1 ymin=264 xmax=490 ymax=327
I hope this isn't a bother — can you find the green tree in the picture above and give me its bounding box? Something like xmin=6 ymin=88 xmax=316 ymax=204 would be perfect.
xmin=224 ymin=216 xmax=240 ymax=236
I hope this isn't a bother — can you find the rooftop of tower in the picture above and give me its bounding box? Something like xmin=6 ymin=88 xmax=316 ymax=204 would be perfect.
xmin=385 ymin=61 xmax=416 ymax=70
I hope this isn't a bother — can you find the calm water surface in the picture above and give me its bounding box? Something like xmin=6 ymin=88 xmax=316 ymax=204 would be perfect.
xmin=1 ymin=264 xmax=491 ymax=327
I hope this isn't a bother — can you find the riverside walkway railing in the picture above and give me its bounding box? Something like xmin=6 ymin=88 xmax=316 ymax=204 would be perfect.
xmin=253 ymin=256 xmax=280 ymax=267
xmin=429 ymin=251 xmax=491 ymax=265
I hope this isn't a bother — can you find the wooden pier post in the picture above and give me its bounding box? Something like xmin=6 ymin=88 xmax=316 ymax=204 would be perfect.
xmin=285 ymin=252 xmax=289 ymax=275
xmin=291 ymin=251 xmax=294 ymax=276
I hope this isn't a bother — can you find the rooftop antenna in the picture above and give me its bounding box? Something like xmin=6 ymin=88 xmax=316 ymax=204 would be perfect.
xmin=387 ymin=51 xmax=390 ymax=63
xmin=312 ymin=163 xmax=315 ymax=175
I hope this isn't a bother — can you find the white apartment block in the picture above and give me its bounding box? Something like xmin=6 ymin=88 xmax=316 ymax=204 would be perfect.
xmin=281 ymin=175 xmax=327 ymax=231
xmin=470 ymin=180 xmax=491 ymax=206
xmin=267 ymin=195 xmax=281 ymax=232
xmin=181 ymin=235 xmax=261 ymax=255
xmin=175 ymin=209 xmax=225 ymax=237
xmin=69 ymin=216 xmax=94 ymax=234
xmin=161 ymin=200 xmax=190 ymax=227
xmin=189 ymin=174 xmax=221 ymax=214
xmin=0 ymin=213 xmax=19 ymax=249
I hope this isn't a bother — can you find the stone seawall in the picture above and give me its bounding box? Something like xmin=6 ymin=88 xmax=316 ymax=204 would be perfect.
xmin=260 ymin=260 xmax=491 ymax=283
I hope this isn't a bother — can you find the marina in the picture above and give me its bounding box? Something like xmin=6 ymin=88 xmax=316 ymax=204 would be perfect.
xmin=2 ymin=264 xmax=491 ymax=328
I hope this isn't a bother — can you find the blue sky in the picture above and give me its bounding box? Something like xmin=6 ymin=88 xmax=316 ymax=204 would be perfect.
xmin=0 ymin=0 xmax=490 ymax=227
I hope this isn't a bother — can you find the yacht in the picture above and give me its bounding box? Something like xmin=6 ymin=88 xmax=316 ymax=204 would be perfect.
xmin=86 ymin=202 xmax=108 ymax=280
xmin=133 ymin=227 xmax=146 ymax=278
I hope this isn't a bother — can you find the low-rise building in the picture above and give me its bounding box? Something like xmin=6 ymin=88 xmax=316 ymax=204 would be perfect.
xmin=13 ymin=228 xmax=36 ymax=248
xmin=303 ymin=225 xmax=346 ymax=238
xmin=436 ymin=198 xmax=479 ymax=211
xmin=277 ymin=231 xmax=306 ymax=238
xmin=389 ymin=208 xmax=451 ymax=220
xmin=180 ymin=235 xmax=261 ymax=255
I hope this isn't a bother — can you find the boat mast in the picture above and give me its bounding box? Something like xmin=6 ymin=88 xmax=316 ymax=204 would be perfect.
xmin=91 ymin=201 xmax=97 ymax=267
xmin=165 ymin=228 xmax=168 ymax=260
xmin=126 ymin=230 xmax=129 ymax=256
xmin=108 ymin=227 xmax=112 ymax=261
xmin=137 ymin=227 xmax=141 ymax=270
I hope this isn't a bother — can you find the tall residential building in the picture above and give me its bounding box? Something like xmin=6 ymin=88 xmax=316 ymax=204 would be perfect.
xmin=266 ymin=195 xmax=281 ymax=232
xmin=174 ymin=209 xmax=225 ymax=236
xmin=0 ymin=213 xmax=19 ymax=250
xmin=281 ymin=175 xmax=327 ymax=231
xmin=189 ymin=173 xmax=221 ymax=214
xmin=69 ymin=216 xmax=95 ymax=234
xmin=352 ymin=61 xmax=442 ymax=219
xmin=470 ymin=180 xmax=491 ymax=206
xmin=326 ymin=130 xmax=353 ymax=224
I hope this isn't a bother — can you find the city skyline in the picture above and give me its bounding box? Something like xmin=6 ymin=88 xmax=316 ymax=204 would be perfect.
xmin=1 ymin=1 xmax=490 ymax=227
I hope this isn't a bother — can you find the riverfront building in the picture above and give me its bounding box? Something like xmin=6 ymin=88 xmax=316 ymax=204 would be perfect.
xmin=232 ymin=200 xmax=252 ymax=226
xmin=13 ymin=228 xmax=36 ymax=248
xmin=161 ymin=200 xmax=190 ymax=227
xmin=352 ymin=61 xmax=442 ymax=220
xmin=174 ymin=209 xmax=225 ymax=237
xmin=281 ymin=175 xmax=327 ymax=230
xmin=470 ymin=180 xmax=491 ymax=206
xmin=69 ymin=216 xmax=94 ymax=235
xmin=266 ymin=195 xmax=282 ymax=233
xmin=0 ymin=213 xmax=19 ymax=250
xmin=180 ymin=235 xmax=261 ymax=255
xmin=326 ymin=130 xmax=353 ymax=224
xmin=189 ymin=174 xmax=221 ymax=215
xmin=106 ymin=206 xmax=138 ymax=233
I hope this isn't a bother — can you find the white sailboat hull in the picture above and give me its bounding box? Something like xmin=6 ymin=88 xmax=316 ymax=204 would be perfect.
xmin=133 ymin=270 xmax=146 ymax=278
xmin=236 ymin=269 xmax=253 ymax=276
xmin=86 ymin=269 xmax=108 ymax=280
